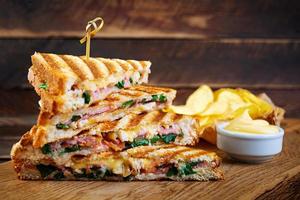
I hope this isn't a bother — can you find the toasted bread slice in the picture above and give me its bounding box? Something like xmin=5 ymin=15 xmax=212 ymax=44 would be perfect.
xmin=11 ymin=135 xmax=223 ymax=181
xmin=32 ymin=86 xmax=176 ymax=148
xmin=92 ymin=110 xmax=201 ymax=146
xmin=29 ymin=52 xmax=151 ymax=114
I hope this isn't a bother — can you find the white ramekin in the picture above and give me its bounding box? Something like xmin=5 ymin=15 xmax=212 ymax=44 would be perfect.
xmin=216 ymin=122 xmax=284 ymax=163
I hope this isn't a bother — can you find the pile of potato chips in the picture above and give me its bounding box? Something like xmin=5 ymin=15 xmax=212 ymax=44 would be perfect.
xmin=167 ymin=85 xmax=275 ymax=133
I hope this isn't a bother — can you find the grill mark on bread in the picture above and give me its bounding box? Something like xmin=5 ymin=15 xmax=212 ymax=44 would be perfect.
xmin=37 ymin=112 xmax=52 ymax=125
xmin=104 ymin=95 xmax=122 ymax=102
xmin=133 ymin=85 xmax=174 ymax=93
xmin=127 ymin=60 xmax=143 ymax=71
xmin=127 ymin=112 xmax=148 ymax=128
xmin=40 ymin=54 xmax=79 ymax=84
xmin=94 ymin=110 xmax=184 ymax=134
xmin=157 ymin=148 xmax=193 ymax=162
xmin=118 ymin=90 xmax=148 ymax=98
xmin=134 ymin=111 xmax=159 ymax=126
xmin=98 ymin=120 xmax=119 ymax=132
xmin=161 ymin=112 xmax=175 ymax=124
xmin=80 ymin=57 xmax=109 ymax=79
xmin=178 ymin=150 xmax=209 ymax=160
xmin=113 ymin=59 xmax=134 ymax=71
xmin=104 ymin=86 xmax=172 ymax=103
xmin=150 ymin=111 xmax=167 ymax=124
xmin=140 ymin=61 xmax=151 ymax=69
xmin=97 ymin=58 xmax=123 ymax=74
xmin=60 ymin=55 xmax=94 ymax=80
xmin=127 ymin=146 xmax=163 ymax=158
xmin=40 ymin=54 xmax=64 ymax=71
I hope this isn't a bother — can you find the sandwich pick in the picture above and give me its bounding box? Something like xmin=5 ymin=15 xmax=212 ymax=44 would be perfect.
xmin=80 ymin=17 xmax=104 ymax=60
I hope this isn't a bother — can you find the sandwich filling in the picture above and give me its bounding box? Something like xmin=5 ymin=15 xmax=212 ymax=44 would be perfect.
xmin=51 ymin=72 xmax=146 ymax=113
xmin=53 ymin=93 xmax=170 ymax=131
xmin=33 ymin=159 xmax=219 ymax=180
xmin=39 ymin=120 xmax=199 ymax=161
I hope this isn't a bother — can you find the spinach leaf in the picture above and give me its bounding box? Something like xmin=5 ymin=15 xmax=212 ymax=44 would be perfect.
xmin=141 ymin=98 xmax=149 ymax=104
xmin=159 ymin=94 xmax=167 ymax=102
xmin=151 ymin=94 xmax=159 ymax=101
xmin=63 ymin=145 xmax=81 ymax=153
xmin=121 ymin=100 xmax=134 ymax=108
xmin=74 ymin=168 xmax=109 ymax=179
xmin=132 ymin=138 xmax=149 ymax=147
xmin=150 ymin=135 xmax=161 ymax=144
xmin=115 ymin=80 xmax=125 ymax=89
xmin=39 ymin=82 xmax=48 ymax=90
xmin=124 ymin=142 xmax=132 ymax=150
xmin=161 ymin=133 xmax=177 ymax=144
xmin=178 ymin=163 xmax=196 ymax=176
xmin=53 ymin=171 xmax=65 ymax=180
xmin=123 ymin=175 xmax=133 ymax=181
xmin=104 ymin=169 xmax=113 ymax=177
xmin=56 ymin=123 xmax=70 ymax=129
xmin=82 ymin=91 xmax=91 ymax=104
xmin=152 ymin=94 xmax=167 ymax=102
xmin=189 ymin=161 xmax=199 ymax=167
xmin=166 ymin=166 xmax=178 ymax=177
xmin=41 ymin=144 xmax=52 ymax=155
xmin=71 ymin=115 xmax=81 ymax=122
xmin=36 ymin=164 xmax=58 ymax=178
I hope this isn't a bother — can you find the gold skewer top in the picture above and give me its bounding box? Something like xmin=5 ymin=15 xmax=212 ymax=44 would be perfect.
xmin=80 ymin=17 xmax=104 ymax=60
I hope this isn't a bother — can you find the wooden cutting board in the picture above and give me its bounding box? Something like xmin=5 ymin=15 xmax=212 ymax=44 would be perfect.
xmin=0 ymin=119 xmax=299 ymax=200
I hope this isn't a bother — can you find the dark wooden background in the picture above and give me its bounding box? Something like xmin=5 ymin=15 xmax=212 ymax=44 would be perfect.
xmin=0 ymin=0 xmax=300 ymax=162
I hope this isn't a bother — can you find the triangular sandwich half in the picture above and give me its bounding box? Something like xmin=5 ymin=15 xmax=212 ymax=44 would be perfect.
xmin=28 ymin=52 xmax=151 ymax=114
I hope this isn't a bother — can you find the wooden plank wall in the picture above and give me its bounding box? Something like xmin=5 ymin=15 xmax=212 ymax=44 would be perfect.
xmin=0 ymin=0 xmax=299 ymax=162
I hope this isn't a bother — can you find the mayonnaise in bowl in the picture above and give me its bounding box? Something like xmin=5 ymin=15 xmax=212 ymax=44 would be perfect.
xmin=216 ymin=110 xmax=284 ymax=163
xmin=224 ymin=110 xmax=279 ymax=134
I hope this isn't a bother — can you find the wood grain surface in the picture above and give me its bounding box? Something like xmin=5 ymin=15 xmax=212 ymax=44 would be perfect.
xmin=0 ymin=0 xmax=299 ymax=38
xmin=1 ymin=39 xmax=300 ymax=89
xmin=0 ymin=118 xmax=299 ymax=200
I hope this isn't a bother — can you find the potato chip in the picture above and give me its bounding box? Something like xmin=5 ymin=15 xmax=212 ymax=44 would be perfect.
xmin=169 ymin=85 xmax=274 ymax=128
xmin=236 ymin=89 xmax=273 ymax=118
xmin=169 ymin=85 xmax=213 ymax=115
xmin=201 ymin=90 xmax=249 ymax=117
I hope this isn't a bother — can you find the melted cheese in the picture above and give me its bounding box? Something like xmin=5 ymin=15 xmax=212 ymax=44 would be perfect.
xmin=71 ymin=154 xmax=130 ymax=176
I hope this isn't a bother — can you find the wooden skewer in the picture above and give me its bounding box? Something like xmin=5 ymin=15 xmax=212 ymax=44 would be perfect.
xmin=80 ymin=17 xmax=104 ymax=60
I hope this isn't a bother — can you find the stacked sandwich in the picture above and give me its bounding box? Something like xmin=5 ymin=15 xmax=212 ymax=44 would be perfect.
xmin=11 ymin=52 xmax=223 ymax=181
